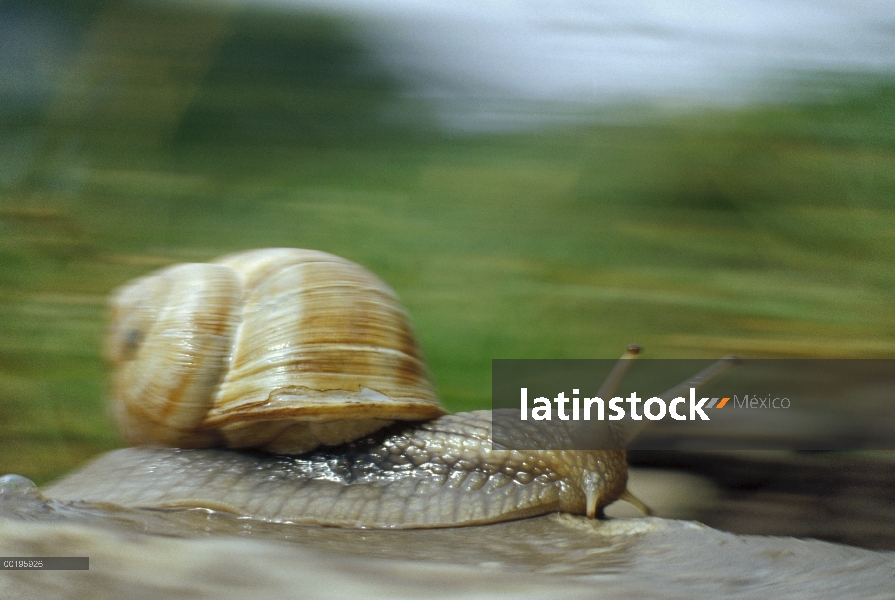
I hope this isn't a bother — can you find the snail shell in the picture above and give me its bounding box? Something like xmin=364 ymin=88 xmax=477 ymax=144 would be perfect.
xmin=106 ymin=248 xmax=445 ymax=454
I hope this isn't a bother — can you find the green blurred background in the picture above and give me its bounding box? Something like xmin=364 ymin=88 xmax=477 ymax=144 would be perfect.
xmin=1 ymin=0 xmax=894 ymax=484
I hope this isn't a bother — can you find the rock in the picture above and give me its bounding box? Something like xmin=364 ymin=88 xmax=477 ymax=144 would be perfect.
xmin=1 ymin=481 xmax=893 ymax=599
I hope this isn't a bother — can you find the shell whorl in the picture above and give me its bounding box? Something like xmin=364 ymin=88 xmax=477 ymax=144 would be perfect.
xmin=107 ymin=249 xmax=445 ymax=454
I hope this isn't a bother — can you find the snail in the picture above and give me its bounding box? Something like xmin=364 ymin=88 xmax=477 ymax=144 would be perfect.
xmin=45 ymin=248 xmax=734 ymax=528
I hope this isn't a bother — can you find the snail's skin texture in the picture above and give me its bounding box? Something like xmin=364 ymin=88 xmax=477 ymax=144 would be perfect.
xmin=44 ymin=411 xmax=627 ymax=529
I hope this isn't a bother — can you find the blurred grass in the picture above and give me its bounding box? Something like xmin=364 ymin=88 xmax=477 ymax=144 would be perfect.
xmin=1 ymin=1 xmax=894 ymax=483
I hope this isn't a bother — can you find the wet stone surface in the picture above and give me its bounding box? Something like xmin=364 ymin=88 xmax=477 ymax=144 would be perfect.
xmin=2 ymin=476 xmax=895 ymax=599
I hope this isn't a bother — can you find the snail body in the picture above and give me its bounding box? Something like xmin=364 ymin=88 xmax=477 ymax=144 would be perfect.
xmin=46 ymin=248 xmax=731 ymax=528
xmin=45 ymin=411 xmax=627 ymax=528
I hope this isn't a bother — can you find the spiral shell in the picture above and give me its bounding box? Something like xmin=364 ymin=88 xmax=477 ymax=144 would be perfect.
xmin=106 ymin=248 xmax=445 ymax=454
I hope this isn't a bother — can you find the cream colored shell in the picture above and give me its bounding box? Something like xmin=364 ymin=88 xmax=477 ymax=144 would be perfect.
xmin=106 ymin=248 xmax=444 ymax=454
